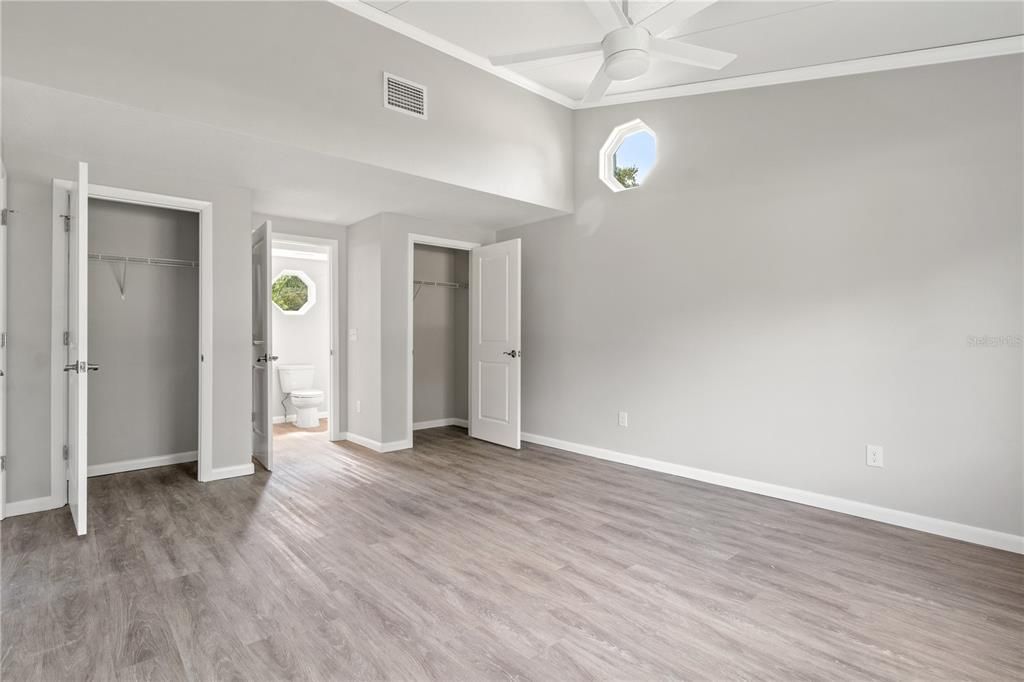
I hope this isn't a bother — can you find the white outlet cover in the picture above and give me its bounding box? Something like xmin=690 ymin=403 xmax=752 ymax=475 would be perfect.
xmin=866 ymin=444 xmax=884 ymax=467
xmin=618 ymin=411 xmax=628 ymax=427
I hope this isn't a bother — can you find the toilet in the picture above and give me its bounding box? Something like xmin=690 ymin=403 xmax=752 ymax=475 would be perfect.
xmin=277 ymin=364 xmax=324 ymax=428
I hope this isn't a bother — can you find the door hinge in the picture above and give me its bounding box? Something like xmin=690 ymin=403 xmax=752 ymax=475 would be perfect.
xmin=63 ymin=331 xmax=70 ymax=346
xmin=1 ymin=208 xmax=11 ymax=226
xmin=63 ymin=445 xmax=69 ymax=461
xmin=1 ymin=331 xmax=6 ymax=348
xmin=60 ymin=213 xmax=71 ymax=232
xmin=1 ymin=455 xmax=6 ymax=472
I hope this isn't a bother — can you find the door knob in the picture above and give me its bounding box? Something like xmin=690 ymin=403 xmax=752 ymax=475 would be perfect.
xmin=87 ymin=363 xmax=100 ymax=372
xmin=64 ymin=362 xmax=82 ymax=373
xmin=257 ymin=354 xmax=279 ymax=363
xmin=502 ymin=350 xmax=520 ymax=358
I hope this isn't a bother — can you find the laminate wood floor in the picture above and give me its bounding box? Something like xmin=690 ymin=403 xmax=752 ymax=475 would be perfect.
xmin=3 ymin=426 xmax=1022 ymax=680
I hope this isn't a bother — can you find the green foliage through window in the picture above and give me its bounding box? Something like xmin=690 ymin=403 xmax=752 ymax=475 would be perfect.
xmin=272 ymin=274 xmax=309 ymax=312
xmin=614 ymin=165 xmax=639 ymax=189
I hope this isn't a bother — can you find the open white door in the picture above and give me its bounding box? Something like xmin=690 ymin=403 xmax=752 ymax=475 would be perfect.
xmin=0 ymin=161 xmax=7 ymax=519
xmin=470 ymin=238 xmax=521 ymax=449
xmin=66 ymin=162 xmax=89 ymax=535
xmin=252 ymin=220 xmax=274 ymax=471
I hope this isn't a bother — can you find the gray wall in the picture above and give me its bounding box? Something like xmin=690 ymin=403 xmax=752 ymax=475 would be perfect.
xmin=2 ymin=1 xmax=573 ymax=214
xmin=88 ymin=199 xmax=198 ymax=466
xmin=5 ymin=180 xmax=54 ymax=500
xmin=348 ymin=213 xmax=493 ymax=445
xmin=499 ymin=56 xmax=1023 ymax=535
xmin=413 ymin=245 xmax=468 ymax=424
xmin=3 ymin=147 xmax=252 ymax=503
xmin=347 ymin=215 xmax=384 ymax=443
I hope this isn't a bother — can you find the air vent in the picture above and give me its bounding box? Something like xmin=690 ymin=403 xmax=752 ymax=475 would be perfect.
xmin=383 ymin=72 xmax=427 ymax=119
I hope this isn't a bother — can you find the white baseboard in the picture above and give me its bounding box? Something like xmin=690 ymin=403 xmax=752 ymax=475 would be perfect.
xmin=344 ymin=432 xmax=413 ymax=453
xmin=521 ymin=432 xmax=1024 ymax=555
xmin=88 ymin=451 xmax=197 ymax=477
xmin=4 ymin=494 xmax=64 ymax=518
xmin=272 ymin=410 xmax=330 ymax=425
xmin=413 ymin=418 xmax=468 ymax=430
xmin=204 ymin=462 xmax=255 ymax=481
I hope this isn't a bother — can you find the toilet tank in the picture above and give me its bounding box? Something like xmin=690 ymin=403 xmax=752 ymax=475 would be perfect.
xmin=278 ymin=364 xmax=314 ymax=393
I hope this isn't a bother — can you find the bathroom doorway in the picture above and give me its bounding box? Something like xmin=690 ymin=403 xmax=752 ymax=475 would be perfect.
xmin=270 ymin=235 xmax=338 ymax=444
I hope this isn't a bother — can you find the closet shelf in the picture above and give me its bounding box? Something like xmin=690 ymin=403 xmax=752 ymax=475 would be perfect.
xmin=89 ymin=253 xmax=198 ymax=268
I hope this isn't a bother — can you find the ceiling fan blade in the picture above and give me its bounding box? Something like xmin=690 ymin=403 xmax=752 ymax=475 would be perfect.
xmin=640 ymin=0 xmax=718 ymax=37
xmin=490 ymin=42 xmax=602 ymax=67
xmin=582 ymin=64 xmax=613 ymax=104
xmin=650 ymin=38 xmax=736 ymax=70
xmin=586 ymin=0 xmax=631 ymax=33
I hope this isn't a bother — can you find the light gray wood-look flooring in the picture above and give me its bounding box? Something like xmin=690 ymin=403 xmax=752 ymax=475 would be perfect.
xmin=2 ymin=425 xmax=1022 ymax=680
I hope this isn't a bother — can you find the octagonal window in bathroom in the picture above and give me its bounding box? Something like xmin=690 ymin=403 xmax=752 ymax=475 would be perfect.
xmin=272 ymin=269 xmax=316 ymax=315
xmin=599 ymin=119 xmax=657 ymax=192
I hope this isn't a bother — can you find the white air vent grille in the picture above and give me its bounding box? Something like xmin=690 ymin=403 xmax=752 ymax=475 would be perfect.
xmin=384 ymin=73 xmax=427 ymax=119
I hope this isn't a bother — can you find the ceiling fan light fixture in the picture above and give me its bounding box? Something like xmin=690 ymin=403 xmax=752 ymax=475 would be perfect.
xmin=604 ymin=49 xmax=650 ymax=80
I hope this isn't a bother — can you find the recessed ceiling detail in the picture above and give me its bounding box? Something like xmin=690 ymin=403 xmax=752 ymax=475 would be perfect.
xmin=339 ymin=0 xmax=1024 ymax=109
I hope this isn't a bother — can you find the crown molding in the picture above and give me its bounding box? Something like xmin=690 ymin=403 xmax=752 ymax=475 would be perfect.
xmin=329 ymin=1 xmax=577 ymax=108
xmin=584 ymin=35 xmax=1024 ymax=108
xmin=330 ymin=2 xmax=1023 ymax=111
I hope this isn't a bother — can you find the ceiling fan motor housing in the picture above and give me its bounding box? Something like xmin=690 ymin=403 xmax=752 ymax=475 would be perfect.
xmin=602 ymin=26 xmax=652 ymax=81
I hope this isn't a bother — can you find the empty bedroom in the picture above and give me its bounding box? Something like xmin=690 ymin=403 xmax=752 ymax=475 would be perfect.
xmin=0 ymin=1 xmax=1021 ymax=679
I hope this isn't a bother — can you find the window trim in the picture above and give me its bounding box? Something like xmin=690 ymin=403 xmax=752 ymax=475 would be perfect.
xmin=272 ymin=268 xmax=317 ymax=315
xmin=599 ymin=118 xmax=657 ymax=193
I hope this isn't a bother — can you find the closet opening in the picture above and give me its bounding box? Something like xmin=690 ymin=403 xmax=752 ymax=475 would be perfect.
xmin=87 ymin=199 xmax=200 ymax=477
xmin=411 ymin=241 xmax=471 ymax=443
xmin=270 ymin=235 xmax=337 ymax=446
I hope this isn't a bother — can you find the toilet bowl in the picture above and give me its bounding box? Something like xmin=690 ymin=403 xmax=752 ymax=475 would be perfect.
xmin=277 ymin=364 xmax=324 ymax=429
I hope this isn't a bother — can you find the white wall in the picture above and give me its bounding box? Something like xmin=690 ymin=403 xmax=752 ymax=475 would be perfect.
xmin=255 ymin=213 xmax=347 ymax=433
xmin=413 ymin=246 xmax=469 ymax=424
xmin=499 ymin=56 xmax=1023 ymax=537
xmin=271 ymin=253 xmax=330 ymax=423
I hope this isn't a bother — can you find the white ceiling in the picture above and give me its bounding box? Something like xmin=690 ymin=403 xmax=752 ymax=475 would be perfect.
xmin=356 ymin=0 xmax=1023 ymax=103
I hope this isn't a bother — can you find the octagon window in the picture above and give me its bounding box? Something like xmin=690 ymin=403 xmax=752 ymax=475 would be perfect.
xmin=599 ymin=119 xmax=657 ymax=192
xmin=272 ymin=269 xmax=316 ymax=315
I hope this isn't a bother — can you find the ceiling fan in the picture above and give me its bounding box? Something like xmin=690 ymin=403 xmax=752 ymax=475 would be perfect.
xmin=489 ymin=0 xmax=736 ymax=104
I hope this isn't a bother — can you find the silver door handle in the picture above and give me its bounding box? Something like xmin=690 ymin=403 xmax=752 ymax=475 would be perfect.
xmin=64 ymin=362 xmax=100 ymax=373
xmin=257 ymin=354 xmax=279 ymax=363
xmin=502 ymin=350 xmax=520 ymax=358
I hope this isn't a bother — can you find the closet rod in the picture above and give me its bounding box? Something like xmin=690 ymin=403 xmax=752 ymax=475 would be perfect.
xmin=413 ymin=279 xmax=467 ymax=289
xmin=89 ymin=253 xmax=198 ymax=269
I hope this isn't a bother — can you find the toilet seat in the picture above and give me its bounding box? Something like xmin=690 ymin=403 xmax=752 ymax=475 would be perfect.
xmin=290 ymin=389 xmax=323 ymax=399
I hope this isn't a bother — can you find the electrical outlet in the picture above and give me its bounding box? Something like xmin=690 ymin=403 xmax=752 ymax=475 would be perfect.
xmin=866 ymin=444 xmax=884 ymax=468
xmin=356 ymin=400 xmax=362 ymax=414
xmin=618 ymin=411 xmax=628 ymax=427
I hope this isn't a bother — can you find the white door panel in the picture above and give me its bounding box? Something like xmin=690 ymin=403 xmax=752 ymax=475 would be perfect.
xmin=470 ymin=239 xmax=521 ymax=449
xmin=252 ymin=221 xmax=274 ymax=470
xmin=67 ymin=162 xmax=89 ymax=535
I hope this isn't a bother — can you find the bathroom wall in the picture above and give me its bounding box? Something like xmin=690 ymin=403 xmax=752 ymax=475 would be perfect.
xmin=413 ymin=245 xmax=468 ymax=425
xmin=88 ymin=199 xmax=198 ymax=467
xmin=271 ymin=251 xmax=331 ymax=424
